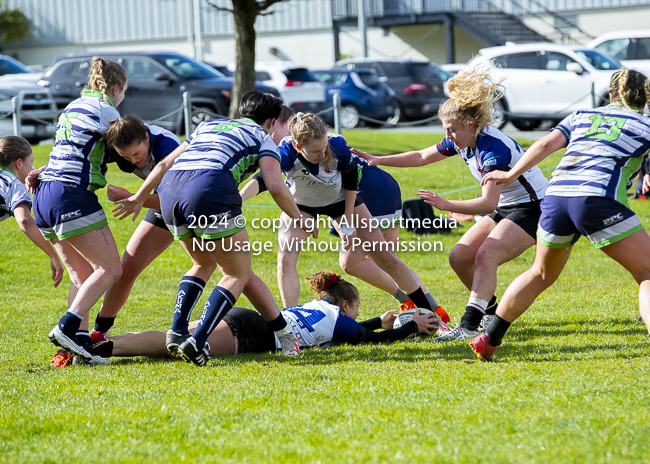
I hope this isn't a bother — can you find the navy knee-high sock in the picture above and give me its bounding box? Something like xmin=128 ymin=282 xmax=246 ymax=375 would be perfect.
xmin=192 ymin=286 xmax=236 ymax=346
xmin=171 ymin=276 xmax=206 ymax=334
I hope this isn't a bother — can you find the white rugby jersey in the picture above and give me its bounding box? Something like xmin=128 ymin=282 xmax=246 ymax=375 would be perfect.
xmin=281 ymin=299 xmax=341 ymax=348
xmin=39 ymin=90 xmax=120 ymax=191
xmin=277 ymin=134 xmax=355 ymax=208
xmin=0 ymin=167 xmax=31 ymax=222
xmin=436 ymin=125 xmax=548 ymax=206
xmin=548 ymin=105 xmax=650 ymax=206
xmin=170 ymin=118 xmax=280 ymax=186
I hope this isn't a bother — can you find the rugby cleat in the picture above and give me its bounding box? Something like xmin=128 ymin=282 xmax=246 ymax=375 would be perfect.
xmin=49 ymin=325 xmax=93 ymax=360
xmin=166 ymin=329 xmax=191 ymax=356
xmin=434 ymin=325 xmax=479 ymax=343
xmin=178 ymin=338 xmax=210 ymax=367
xmin=278 ymin=332 xmax=300 ymax=356
xmin=478 ymin=314 xmax=496 ymax=334
xmin=51 ymin=349 xmax=74 ymax=367
xmin=90 ymin=331 xmax=113 ymax=358
xmin=72 ymin=355 xmax=112 ymax=366
xmin=434 ymin=306 xmax=450 ymax=324
xmin=399 ymin=300 xmax=416 ymax=312
xmin=469 ymin=333 xmax=500 ymax=362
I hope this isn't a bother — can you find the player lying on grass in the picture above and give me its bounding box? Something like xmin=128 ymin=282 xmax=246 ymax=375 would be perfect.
xmin=353 ymin=66 xmax=549 ymax=344
xmin=75 ymin=271 xmax=439 ymax=361
xmin=472 ymin=69 xmax=650 ymax=361
xmin=0 ymin=136 xmax=63 ymax=287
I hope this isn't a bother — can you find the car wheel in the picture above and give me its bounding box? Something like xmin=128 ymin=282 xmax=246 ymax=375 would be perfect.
xmin=191 ymin=107 xmax=218 ymax=133
xmin=511 ymin=119 xmax=542 ymax=131
xmin=491 ymin=99 xmax=507 ymax=129
xmin=340 ymin=105 xmax=361 ymax=129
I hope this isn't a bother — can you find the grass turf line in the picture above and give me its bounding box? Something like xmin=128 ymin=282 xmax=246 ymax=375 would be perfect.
xmin=0 ymin=131 xmax=648 ymax=463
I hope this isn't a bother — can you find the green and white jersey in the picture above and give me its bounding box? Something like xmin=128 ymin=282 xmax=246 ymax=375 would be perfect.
xmin=170 ymin=118 xmax=280 ymax=186
xmin=549 ymin=105 xmax=650 ymax=206
xmin=39 ymin=90 xmax=120 ymax=191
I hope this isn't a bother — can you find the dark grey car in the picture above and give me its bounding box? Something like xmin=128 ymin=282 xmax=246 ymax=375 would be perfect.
xmin=335 ymin=59 xmax=446 ymax=122
xmin=38 ymin=51 xmax=280 ymax=134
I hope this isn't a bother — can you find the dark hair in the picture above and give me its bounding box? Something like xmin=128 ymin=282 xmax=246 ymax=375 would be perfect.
xmin=105 ymin=116 xmax=148 ymax=150
xmin=86 ymin=56 xmax=128 ymax=98
xmin=277 ymin=105 xmax=294 ymax=124
xmin=0 ymin=136 xmax=32 ymax=167
xmin=239 ymin=90 xmax=283 ymax=125
xmin=609 ymin=69 xmax=650 ymax=111
xmin=307 ymin=271 xmax=359 ymax=307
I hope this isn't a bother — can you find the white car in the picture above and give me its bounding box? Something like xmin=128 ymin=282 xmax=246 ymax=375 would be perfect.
xmin=588 ymin=29 xmax=650 ymax=78
xmin=254 ymin=62 xmax=326 ymax=114
xmin=468 ymin=43 xmax=620 ymax=130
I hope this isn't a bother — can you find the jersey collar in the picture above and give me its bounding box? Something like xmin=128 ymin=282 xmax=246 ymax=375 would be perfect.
xmin=606 ymin=102 xmax=640 ymax=111
xmin=82 ymin=89 xmax=115 ymax=108
xmin=0 ymin=166 xmax=17 ymax=177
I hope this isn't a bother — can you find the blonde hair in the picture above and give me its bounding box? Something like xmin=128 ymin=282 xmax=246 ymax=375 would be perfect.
xmin=86 ymin=57 xmax=127 ymax=101
xmin=289 ymin=113 xmax=332 ymax=163
xmin=609 ymin=69 xmax=650 ymax=111
xmin=307 ymin=270 xmax=359 ymax=307
xmin=438 ymin=65 xmax=503 ymax=135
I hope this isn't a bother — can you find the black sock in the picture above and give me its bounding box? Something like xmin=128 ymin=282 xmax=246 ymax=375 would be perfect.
xmin=76 ymin=331 xmax=95 ymax=355
xmin=407 ymin=288 xmax=433 ymax=311
xmin=485 ymin=295 xmax=498 ymax=315
xmin=487 ymin=315 xmax=511 ymax=346
xmin=94 ymin=315 xmax=116 ymax=334
xmin=459 ymin=307 xmax=484 ymax=331
xmin=267 ymin=313 xmax=288 ymax=332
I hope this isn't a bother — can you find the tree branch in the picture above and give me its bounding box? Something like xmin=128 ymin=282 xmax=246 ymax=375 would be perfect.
xmin=206 ymin=1 xmax=234 ymax=14
xmin=255 ymin=0 xmax=288 ymax=14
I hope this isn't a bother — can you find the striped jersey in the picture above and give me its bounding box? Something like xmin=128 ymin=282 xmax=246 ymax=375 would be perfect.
xmin=436 ymin=125 xmax=548 ymax=206
xmin=278 ymin=133 xmax=355 ymax=207
xmin=39 ymin=90 xmax=120 ymax=191
xmin=548 ymin=105 xmax=650 ymax=206
xmin=170 ymin=118 xmax=279 ymax=186
xmin=0 ymin=167 xmax=31 ymax=222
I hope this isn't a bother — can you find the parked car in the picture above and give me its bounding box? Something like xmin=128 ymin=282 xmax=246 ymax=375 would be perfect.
xmin=468 ymin=43 xmax=620 ymax=130
xmin=0 ymin=77 xmax=57 ymax=143
xmin=38 ymin=52 xmax=280 ymax=134
xmin=335 ymin=58 xmax=446 ymax=122
xmin=0 ymin=55 xmax=45 ymax=85
xmin=254 ymin=62 xmax=326 ymax=114
xmin=312 ymin=68 xmax=398 ymax=129
xmin=589 ymin=29 xmax=650 ymax=78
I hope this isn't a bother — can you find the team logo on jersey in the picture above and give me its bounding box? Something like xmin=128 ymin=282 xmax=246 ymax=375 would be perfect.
xmin=603 ymin=213 xmax=624 ymax=226
xmin=301 ymin=168 xmax=311 ymax=175
xmin=324 ymin=167 xmax=334 ymax=174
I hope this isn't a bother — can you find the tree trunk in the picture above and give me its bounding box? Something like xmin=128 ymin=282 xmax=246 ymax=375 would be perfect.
xmin=229 ymin=0 xmax=258 ymax=119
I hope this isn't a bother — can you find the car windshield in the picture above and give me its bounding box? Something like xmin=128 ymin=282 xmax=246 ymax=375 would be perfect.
xmin=151 ymin=54 xmax=221 ymax=79
xmin=0 ymin=58 xmax=30 ymax=75
xmin=575 ymin=50 xmax=621 ymax=70
xmin=409 ymin=63 xmax=442 ymax=80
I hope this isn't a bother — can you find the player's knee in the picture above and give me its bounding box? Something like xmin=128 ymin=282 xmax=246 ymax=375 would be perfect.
xmin=449 ymin=246 xmax=472 ymax=271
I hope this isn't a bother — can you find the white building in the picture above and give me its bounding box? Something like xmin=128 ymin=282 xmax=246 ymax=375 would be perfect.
xmin=3 ymin=0 xmax=650 ymax=68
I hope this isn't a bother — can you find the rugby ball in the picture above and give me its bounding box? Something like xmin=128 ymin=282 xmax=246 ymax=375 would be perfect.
xmin=393 ymin=308 xmax=435 ymax=338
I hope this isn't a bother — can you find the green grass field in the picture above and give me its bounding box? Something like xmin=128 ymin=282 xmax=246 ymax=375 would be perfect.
xmin=1 ymin=131 xmax=649 ymax=463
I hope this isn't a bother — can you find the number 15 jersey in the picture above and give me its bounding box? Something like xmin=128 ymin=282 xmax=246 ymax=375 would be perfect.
xmin=549 ymin=104 xmax=650 ymax=205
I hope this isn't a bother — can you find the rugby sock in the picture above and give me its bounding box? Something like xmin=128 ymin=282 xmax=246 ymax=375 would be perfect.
xmin=192 ymin=286 xmax=235 ymax=347
xmin=59 ymin=310 xmax=83 ymax=334
xmin=460 ymin=296 xmax=488 ymax=331
xmin=425 ymin=292 xmax=439 ymax=310
xmin=76 ymin=330 xmax=95 ymax=355
xmin=407 ymin=288 xmax=434 ymax=311
xmin=485 ymin=295 xmax=498 ymax=315
xmin=486 ymin=315 xmax=511 ymax=346
xmin=267 ymin=313 xmax=289 ymax=332
xmin=392 ymin=288 xmax=410 ymax=304
xmin=94 ymin=315 xmax=115 ymax=334
xmin=171 ymin=276 xmax=206 ymax=334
